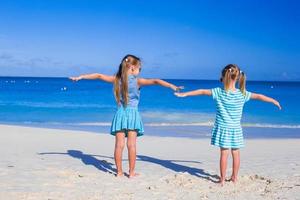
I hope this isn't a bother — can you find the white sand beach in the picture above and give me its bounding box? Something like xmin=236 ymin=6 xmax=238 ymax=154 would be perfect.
xmin=0 ymin=124 xmax=299 ymax=200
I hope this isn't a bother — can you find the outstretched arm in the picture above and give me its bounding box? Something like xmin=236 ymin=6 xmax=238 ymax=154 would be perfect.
xmin=175 ymin=89 xmax=212 ymax=97
xmin=69 ymin=73 xmax=115 ymax=83
xmin=251 ymin=93 xmax=281 ymax=110
xmin=138 ymin=78 xmax=183 ymax=92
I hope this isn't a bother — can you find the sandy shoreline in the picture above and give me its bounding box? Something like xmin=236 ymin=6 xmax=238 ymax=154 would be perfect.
xmin=0 ymin=124 xmax=299 ymax=199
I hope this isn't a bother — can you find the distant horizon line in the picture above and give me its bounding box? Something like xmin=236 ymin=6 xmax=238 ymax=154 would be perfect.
xmin=0 ymin=75 xmax=299 ymax=83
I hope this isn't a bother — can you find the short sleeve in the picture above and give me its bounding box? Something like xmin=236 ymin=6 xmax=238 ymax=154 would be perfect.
xmin=244 ymin=90 xmax=252 ymax=102
xmin=211 ymin=87 xmax=220 ymax=100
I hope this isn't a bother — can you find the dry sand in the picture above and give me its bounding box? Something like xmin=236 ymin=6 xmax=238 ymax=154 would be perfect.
xmin=0 ymin=125 xmax=299 ymax=199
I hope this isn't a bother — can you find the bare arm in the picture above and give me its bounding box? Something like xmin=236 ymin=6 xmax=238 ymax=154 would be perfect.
xmin=175 ymin=89 xmax=212 ymax=97
xmin=138 ymin=78 xmax=183 ymax=91
xmin=251 ymin=93 xmax=281 ymax=110
xmin=69 ymin=73 xmax=115 ymax=83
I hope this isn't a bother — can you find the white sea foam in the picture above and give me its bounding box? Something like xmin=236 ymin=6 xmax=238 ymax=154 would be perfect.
xmin=74 ymin=122 xmax=300 ymax=129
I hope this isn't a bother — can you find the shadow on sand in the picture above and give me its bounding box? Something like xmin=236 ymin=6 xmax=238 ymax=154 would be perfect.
xmin=38 ymin=150 xmax=219 ymax=182
xmin=137 ymin=155 xmax=219 ymax=183
xmin=38 ymin=150 xmax=116 ymax=175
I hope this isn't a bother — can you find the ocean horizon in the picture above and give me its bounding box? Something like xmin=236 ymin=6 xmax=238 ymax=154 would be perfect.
xmin=0 ymin=76 xmax=299 ymax=138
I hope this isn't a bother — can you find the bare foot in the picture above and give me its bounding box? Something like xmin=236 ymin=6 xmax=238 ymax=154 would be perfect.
xmin=230 ymin=176 xmax=237 ymax=184
xmin=218 ymin=179 xmax=225 ymax=186
xmin=116 ymin=172 xmax=124 ymax=177
xmin=226 ymin=176 xmax=237 ymax=183
xmin=129 ymin=172 xmax=139 ymax=178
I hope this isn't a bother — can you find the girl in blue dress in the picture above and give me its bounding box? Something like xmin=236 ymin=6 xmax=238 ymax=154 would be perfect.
xmin=70 ymin=54 xmax=182 ymax=178
xmin=175 ymin=64 xmax=281 ymax=185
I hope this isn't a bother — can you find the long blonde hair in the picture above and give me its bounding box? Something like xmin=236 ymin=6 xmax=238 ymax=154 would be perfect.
xmin=113 ymin=54 xmax=141 ymax=105
xmin=220 ymin=64 xmax=246 ymax=95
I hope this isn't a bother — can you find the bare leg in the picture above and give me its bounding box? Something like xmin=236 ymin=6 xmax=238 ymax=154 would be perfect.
xmin=219 ymin=148 xmax=229 ymax=186
xmin=230 ymin=148 xmax=240 ymax=183
xmin=127 ymin=131 xmax=138 ymax=178
xmin=114 ymin=132 xmax=125 ymax=177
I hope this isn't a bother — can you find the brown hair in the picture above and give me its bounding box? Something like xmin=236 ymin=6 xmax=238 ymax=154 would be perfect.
xmin=220 ymin=64 xmax=246 ymax=95
xmin=113 ymin=54 xmax=141 ymax=105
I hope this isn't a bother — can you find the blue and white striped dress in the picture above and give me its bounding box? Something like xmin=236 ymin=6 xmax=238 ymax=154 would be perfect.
xmin=211 ymin=87 xmax=251 ymax=148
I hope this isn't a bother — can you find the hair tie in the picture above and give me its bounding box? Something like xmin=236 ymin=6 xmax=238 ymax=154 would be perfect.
xmin=125 ymin=58 xmax=128 ymax=62
xmin=229 ymin=68 xmax=233 ymax=73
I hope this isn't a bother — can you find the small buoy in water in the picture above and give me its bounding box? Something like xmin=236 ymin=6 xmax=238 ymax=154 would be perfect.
xmin=61 ymin=87 xmax=67 ymax=91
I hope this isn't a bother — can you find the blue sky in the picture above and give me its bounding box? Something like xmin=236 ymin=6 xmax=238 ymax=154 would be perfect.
xmin=0 ymin=0 xmax=299 ymax=81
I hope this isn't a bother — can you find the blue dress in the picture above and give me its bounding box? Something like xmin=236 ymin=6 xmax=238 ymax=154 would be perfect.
xmin=211 ymin=87 xmax=252 ymax=148
xmin=110 ymin=75 xmax=144 ymax=137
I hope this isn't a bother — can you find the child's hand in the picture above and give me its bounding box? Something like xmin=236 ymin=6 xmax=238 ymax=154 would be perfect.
xmin=174 ymin=92 xmax=187 ymax=97
xmin=274 ymin=100 xmax=282 ymax=110
xmin=174 ymin=86 xmax=184 ymax=92
xmin=69 ymin=76 xmax=81 ymax=82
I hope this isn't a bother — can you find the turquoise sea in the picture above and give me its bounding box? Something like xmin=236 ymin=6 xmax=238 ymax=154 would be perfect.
xmin=0 ymin=77 xmax=299 ymax=138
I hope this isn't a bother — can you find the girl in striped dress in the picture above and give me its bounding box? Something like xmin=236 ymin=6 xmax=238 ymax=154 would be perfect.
xmin=175 ymin=64 xmax=281 ymax=185
xmin=70 ymin=54 xmax=182 ymax=178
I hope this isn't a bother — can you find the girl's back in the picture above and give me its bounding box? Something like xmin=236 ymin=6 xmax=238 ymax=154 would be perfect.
xmin=212 ymin=87 xmax=251 ymax=128
xmin=120 ymin=75 xmax=140 ymax=107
